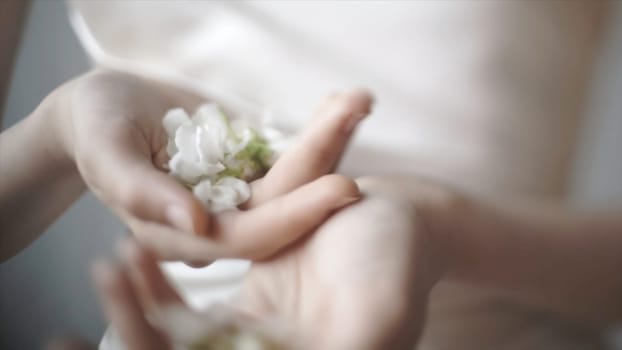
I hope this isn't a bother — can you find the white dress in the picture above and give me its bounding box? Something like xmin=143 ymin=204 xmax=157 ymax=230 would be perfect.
xmin=68 ymin=1 xmax=611 ymax=349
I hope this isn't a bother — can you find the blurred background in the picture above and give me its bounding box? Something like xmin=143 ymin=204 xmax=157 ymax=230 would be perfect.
xmin=1 ymin=0 xmax=621 ymax=349
xmin=0 ymin=2 xmax=123 ymax=348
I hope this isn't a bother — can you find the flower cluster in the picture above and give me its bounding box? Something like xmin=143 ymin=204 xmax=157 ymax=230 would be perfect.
xmin=163 ymin=104 xmax=277 ymax=212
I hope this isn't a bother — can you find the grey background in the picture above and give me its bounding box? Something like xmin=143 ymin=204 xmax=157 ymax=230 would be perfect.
xmin=0 ymin=0 xmax=621 ymax=349
xmin=569 ymin=2 xmax=622 ymax=207
xmin=0 ymin=1 xmax=124 ymax=349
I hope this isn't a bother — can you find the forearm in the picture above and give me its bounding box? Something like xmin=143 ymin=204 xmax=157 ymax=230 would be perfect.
xmin=0 ymin=89 xmax=85 ymax=261
xmin=441 ymin=194 xmax=622 ymax=325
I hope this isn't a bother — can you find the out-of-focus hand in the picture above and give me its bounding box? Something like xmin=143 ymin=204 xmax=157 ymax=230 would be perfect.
xmin=51 ymin=70 xmax=372 ymax=263
xmin=93 ymin=177 xmax=459 ymax=350
xmin=235 ymin=176 xmax=458 ymax=349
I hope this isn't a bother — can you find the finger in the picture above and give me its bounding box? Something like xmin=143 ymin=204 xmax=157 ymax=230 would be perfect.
xmin=217 ymin=174 xmax=360 ymax=260
xmin=119 ymin=239 xmax=184 ymax=311
xmin=129 ymin=219 xmax=231 ymax=263
xmin=91 ymin=261 xmax=169 ymax=350
xmin=130 ymin=175 xmax=359 ymax=262
xmin=113 ymin=244 xmax=250 ymax=347
xmin=250 ymin=90 xmax=373 ymax=205
xmin=80 ymin=123 xmax=207 ymax=235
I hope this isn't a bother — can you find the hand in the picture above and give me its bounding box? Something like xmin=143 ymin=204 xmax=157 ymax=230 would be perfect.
xmin=93 ymin=177 xmax=460 ymax=350
xmin=236 ymin=176 xmax=457 ymax=349
xmin=52 ymin=70 xmax=372 ymax=263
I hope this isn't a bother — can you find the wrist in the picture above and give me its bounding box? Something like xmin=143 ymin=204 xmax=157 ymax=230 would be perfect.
xmin=410 ymin=185 xmax=469 ymax=284
xmin=30 ymin=83 xmax=80 ymax=175
xmin=355 ymin=175 xmax=467 ymax=288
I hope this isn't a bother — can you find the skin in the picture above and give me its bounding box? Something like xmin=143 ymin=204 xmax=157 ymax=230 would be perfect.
xmin=93 ymin=177 xmax=622 ymax=350
xmin=0 ymin=70 xmax=370 ymax=262
xmin=2 ymin=69 xmax=622 ymax=349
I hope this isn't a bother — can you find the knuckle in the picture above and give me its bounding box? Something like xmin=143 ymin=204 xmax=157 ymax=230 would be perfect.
xmin=115 ymin=180 xmax=145 ymax=216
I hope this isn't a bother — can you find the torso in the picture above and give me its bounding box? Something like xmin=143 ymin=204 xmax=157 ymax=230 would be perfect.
xmin=71 ymin=2 xmax=608 ymax=349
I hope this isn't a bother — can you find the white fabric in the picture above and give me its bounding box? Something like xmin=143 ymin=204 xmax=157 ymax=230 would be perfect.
xmin=66 ymin=1 xmax=612 ymax=349
xmin=69 ymin=0 xmax=604 ymax=195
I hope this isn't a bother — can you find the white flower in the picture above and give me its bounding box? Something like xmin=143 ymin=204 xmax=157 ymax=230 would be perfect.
xmin=163 ymin=103 xmax=282 ymax=212
xmin=193 ymin=177 xmax=251 ymax=213
xmin=164 ymin=106 xmax=229 ymax=185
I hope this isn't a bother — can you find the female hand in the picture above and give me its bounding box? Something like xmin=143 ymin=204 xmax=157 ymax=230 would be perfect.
xmin=235 ymin=176 xmax=457 ymax=349
xmin=53 ymin=70 xmax=372 ymax=263
xmin=93 ymin=177 xmax=459 ymax=349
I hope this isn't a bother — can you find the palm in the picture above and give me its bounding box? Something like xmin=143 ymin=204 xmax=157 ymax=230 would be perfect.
xmin=71 ymin=72 xmax=378 ymax=264
xmin=239 ymin=192 xmax=432 ymax=349
xmin=66 ymin=70 xmax=212 ymax=233
xmin=91 ymin=87 xmax=437 ymax=349
xmin=93 ymin=186 xmax=440 ymax=350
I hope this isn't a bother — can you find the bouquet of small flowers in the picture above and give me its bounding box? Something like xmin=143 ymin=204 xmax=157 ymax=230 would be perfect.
xmin=163 ymin=103 xmax=284 ymax=212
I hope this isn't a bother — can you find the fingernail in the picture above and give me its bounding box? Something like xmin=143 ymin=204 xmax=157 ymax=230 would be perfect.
xmin=337 ymin=196 xmax=361 ymax=208
xmin=165 ymin=205 xmax=194 ymax=233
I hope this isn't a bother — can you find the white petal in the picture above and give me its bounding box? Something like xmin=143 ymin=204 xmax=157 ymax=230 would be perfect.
xmin=192 ymin=179 xmax=213 ymax=207
xmin=162 ymin=108 xmax=190 ymax=138
xmin=198 ymin=125 xmax=225 ymax=163
xmin=196 ymin=105 xmax=233 ymax=165
xmin=208 ymin=187 xmax=238 ymax=212
xmin=261 ymin=126 xmax=290 ymax=161
xmin=169 ymin=153 xmax=204 ymax=184
xmin=195 ymin=104 xmax=229 ymax=139
xmin=267 ymin=139 xmax=290 ymax=163
xmin=219 ymin=177 xmax=251 ymax=202
xmin=195 ymin=104 xmax=224 ymax=125
xmin=260 ymin=126 xmax=285 ymax=144
xmin=209 ymin=177 xmax=251 ymax=212
xmin=200 ymin=161 xmax=226 ymax=176
xmin=227 ymin=125 xmax=253 ymax=155
xmin=174 ymin=123 xmax=201 ymax=161
xmin=231 ymin=119 xmax=253 ymax=139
